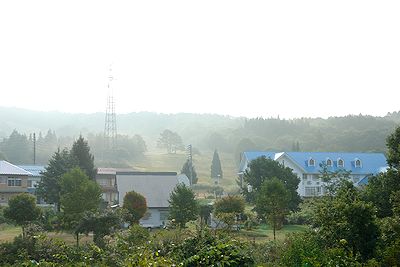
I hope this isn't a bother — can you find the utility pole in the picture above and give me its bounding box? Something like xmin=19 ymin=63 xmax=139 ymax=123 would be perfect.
xmin=33 ymin=132 xmax=36 ymax=165
xmin=187 ymin=144 xmax=193 ymax=186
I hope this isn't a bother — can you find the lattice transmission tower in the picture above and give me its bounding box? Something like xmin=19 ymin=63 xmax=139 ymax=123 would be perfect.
xmin=104 ymin=65 xmax=117 ymax=152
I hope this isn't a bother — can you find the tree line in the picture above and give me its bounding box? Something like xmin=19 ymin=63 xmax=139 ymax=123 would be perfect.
xmin=1 ymin=107 xmax=399 ymax=161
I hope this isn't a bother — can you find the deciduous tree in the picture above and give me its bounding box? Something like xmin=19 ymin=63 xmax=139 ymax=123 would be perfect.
xmin=312 ymin=180 xmax=378 ymax=261
xmin=256 ymin=178 xmax=290 ymax=240
xmin=214 ymin=195 xmax=245 ymax=230
xmin=242 ymin=156 xmax=300 ymax=211
xmin=3 ymin=193 xmax=41 ymax=238
xmin=122 ymin=191 xmax=147 ymax=224
xmin=387 ymin=126 xmax=400 ymax=170
xmin=59 ymin=168 xmax=102 ymax=246
xmin=157 ymin=129 xmax=184 ymax=154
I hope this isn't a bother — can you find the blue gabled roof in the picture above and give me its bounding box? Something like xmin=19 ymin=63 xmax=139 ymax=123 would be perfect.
xmin=284 ymin=152 xmax=387 ymax=175
xmin=17 ymin=165 xmax=46 ymax=177
xmin=240 ymin=151 xmax=388 ymax=176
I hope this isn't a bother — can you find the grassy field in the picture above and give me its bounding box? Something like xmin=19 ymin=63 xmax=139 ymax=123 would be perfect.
xmin=238 ymin=224 xmax=308 ymax=243
xmin=0 ymin=225 xmax=92 ymax=245
xmin=131 ymin=149 xmax=240 ymax=193
xmin=1 ymin=223 xmax=307 ymax=245
xmin=0 ymin=224 xmax=22 ymax=243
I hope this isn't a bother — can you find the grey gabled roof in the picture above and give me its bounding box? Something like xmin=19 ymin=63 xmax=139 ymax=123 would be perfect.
xmin=0 ymin=161 xmax=32 ymax=176
xmin=116 ymin=172 xmax=189 ymax=208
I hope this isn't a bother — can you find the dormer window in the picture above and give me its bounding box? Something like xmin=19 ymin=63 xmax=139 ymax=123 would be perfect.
xmin=355 ymin=158 xmax=362 ymax=168
xmin=326 ymin=158 xmax=333 ymax=167
xmin=308 ymin=158 xmax=315 ymax=166
xmin=337 ymin=158 xmax=344 ymax=168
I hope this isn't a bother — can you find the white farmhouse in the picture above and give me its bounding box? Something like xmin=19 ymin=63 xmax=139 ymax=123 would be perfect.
xmin=238 ymin=151 xmax=388 ymax=197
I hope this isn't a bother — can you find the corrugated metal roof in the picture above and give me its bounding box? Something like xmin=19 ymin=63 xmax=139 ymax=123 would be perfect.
xmin=116 ymin=173 xmax=189 ymax=208
xmin=0 ymin=161 xmax=32 ymax=176
xmin=17 ymin=165 xmax=46 ymax=177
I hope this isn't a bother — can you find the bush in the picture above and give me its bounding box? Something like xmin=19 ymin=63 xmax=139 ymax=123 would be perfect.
xmin=168 ymin=228 xmax=254 ymax=266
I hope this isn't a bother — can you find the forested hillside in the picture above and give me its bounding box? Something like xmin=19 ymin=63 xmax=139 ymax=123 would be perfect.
xmin=0 ymin=107 xmax=399 ymax=167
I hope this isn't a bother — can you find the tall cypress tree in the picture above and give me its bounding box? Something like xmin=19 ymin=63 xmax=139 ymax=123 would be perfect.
xmin=70 ymin=135 xmax=96 ymax=179
xmin=211 ymin=149 xmax=223 ymax=179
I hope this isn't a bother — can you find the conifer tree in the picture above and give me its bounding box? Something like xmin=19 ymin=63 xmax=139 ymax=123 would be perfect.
xmin=70 ymin=135 xmax=96 ymax=179
xmin=211 ymin=149 xmax=223 ymax=180
xmin=181 ymin=159 xmax=198 ymax=185
xmin=37 ymin=148 xmax=75 ymax=211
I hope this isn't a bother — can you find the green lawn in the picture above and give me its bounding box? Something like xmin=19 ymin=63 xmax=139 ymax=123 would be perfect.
xmin=0 ymin=224 xmax=92 ymax=245
xmin=0 ymin=224 xmax=22 ymax=243
xmin=238 ymin=224 xmax=308 ymax=242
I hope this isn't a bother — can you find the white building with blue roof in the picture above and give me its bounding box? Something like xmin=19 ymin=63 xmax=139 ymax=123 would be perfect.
xmin=238 ymin=151 xmax=388 ymax=197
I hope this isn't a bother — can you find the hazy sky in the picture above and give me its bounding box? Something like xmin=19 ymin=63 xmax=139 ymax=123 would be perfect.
xmin=1 ymin=1 xmax=399 ymax=119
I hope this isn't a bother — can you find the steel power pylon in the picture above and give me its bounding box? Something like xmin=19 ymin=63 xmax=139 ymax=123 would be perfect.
xmin=104 ymin=65 xmax=117 ymax=153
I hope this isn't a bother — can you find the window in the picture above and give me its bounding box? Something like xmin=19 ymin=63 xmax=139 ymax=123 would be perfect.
xmin=355 ymin=159 xmax=362 ymax=168
xmin=326 ymin=159 xmax=332 ymax=167
xmin=8 ymin=178 xmax=22 ymax=187
xmin=302 ymin=174 xmax=307 ymax=180
xmin=337 ymin=158 xmax=344 ymax=168
xmin=160 ymin=211 xmax=169 ymax=221
xmin=98 ymin=179 xmax=108 ymax=186
xmin=305 ymin=186 xmax=321 ymax=196
xmin=27 ymin=180 xmax=33 ymax=188
xmin=308 ymin=158 xmax=315 ymax=166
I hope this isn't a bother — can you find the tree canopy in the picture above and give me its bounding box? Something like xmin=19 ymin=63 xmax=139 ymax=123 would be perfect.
xmin=256 ymin=178 xmax=290 ymax=240
xmin=312 ymin=180 xmax=378 ymax=260
xmin=37 ymin=148 xmax=75 ymax=210
xmin=60 ymin=168 xmax=102 ymax=237
xmin=122 ymin=191 xmax=147 ymax=224
xmin=3 ymin=193 xmax=41 ymax=238
xmin=242 ymin=156 xmax=301 ymax=211
xmin=157 ymin=129 xmax=184 ymax=154
xmin=181 ymin=159 xmax=198 ymax=185
xmin=168 ymin=183 xmax=198 ymax=228
xmin=386 ymin=126 xmax=400 ymax=170
xmin=70 ymin=135 xmax=96 ymax=179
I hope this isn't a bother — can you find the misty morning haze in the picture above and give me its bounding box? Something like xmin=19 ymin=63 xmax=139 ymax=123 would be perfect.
xmin=1 ymin=1 xmax=399 ymax=119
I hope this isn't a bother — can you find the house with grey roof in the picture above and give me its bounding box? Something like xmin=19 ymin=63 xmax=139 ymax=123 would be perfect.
xmin=0 ymin=160 xmax=32 ymax=204
xmin=95 ymin=168 xmax=190 ymax=228
xmin=238 ymin=151 xmax=388 ymax=197
xmin=116 ymin=171 xmax=189 ymax=228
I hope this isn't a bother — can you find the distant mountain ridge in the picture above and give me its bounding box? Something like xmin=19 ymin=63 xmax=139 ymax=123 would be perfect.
xmin=1 ymin=106 xmax=399 ymax=155
xmin=0 ymin=106 xmax=242 ymax=141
